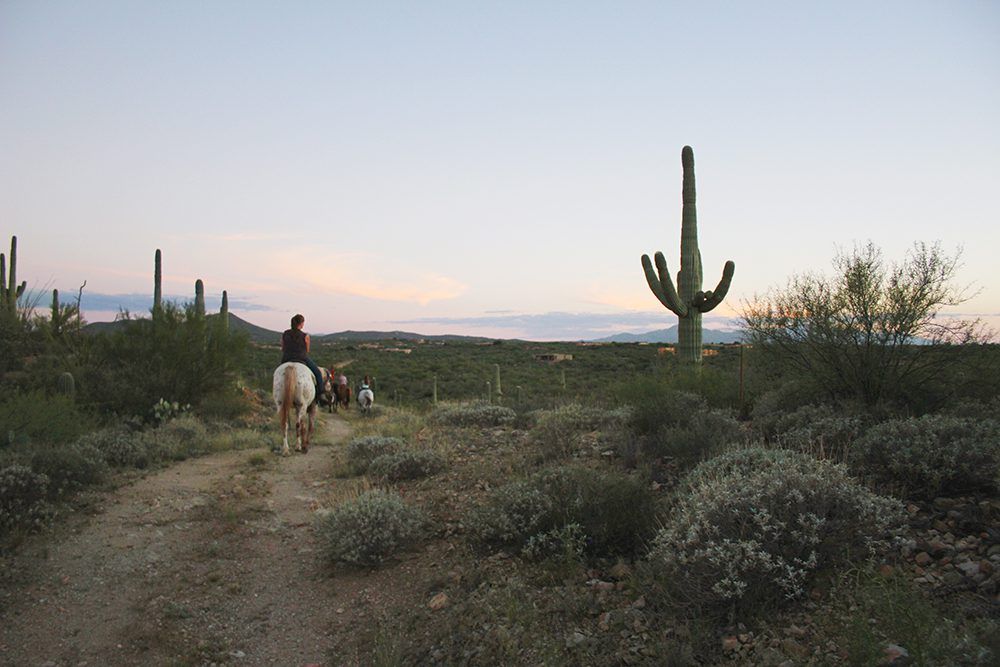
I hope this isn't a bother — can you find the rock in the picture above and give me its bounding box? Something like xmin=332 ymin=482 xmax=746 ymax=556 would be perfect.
xmin=957 ymin=561 xmax=981 ymax=578
xmin=927 ymin=540 xmax=951 ymax=557
xmin=566 ymin=631 xmax=588 ymax=648
xmin=785 ymin=624 xmax=807 ymax=639
xmin=980 ymin=560 xmax=994 ymax=576
xmin=781 ymin=638 xmax=809 ymax=658
xmin=721 ymin=636 xmax=740 ymax=652
xmin=879 ymin=564 xmax=895 ymax=577
xmin=883 ymin=643 xmax=910 ymax=665
xmin=598 ymin=612 xmax=612 ymax=631
xmin=428 ymin=592 xmax=449 ymax=611
xmin=933 ymin=497 xmax=958 ymax=510
xmin=592 ymin=580 xmax=615 ymax=592
xmin=609 ymin=561 xmax=632 ymax=579
xmin=631 ymin=596 xmax=646 ymax=609
xmin=988 ymin=545 xmax=1000 ymax=558
xmin=914 ymin=552 xmax=932 ymax=566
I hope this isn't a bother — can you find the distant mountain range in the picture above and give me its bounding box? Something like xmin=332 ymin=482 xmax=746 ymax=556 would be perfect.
xmin=82 ymin=314 xmax=743 ymax=345
xmin=588 ymin=325 xmax=744 ymax=344
xmin=83 ymin=314 xmax=493 ymax=345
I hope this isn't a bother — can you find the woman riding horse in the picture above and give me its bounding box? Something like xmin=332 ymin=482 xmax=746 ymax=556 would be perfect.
xmin=280 ymin=314 xmax=324 ymax=398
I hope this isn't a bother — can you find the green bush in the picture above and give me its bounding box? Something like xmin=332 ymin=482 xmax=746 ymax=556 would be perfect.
xmin=528 ymin=404 xmax=630 ymax=461
xmin=367 ymin=449 xmax=445 ymax=481
xmin=850 ymin=415 xmax=1000 ymax=498
xmin=196 ymin=388 xmax=252 ymax=422
xmin=345 ymin=436 xmax=404 ymax=474
xmin=431 ymin=403 xmax=516 ymax=428
xmin=751 ymin=401 xmax=836 ymax=441
xmin=468 ymin=464 xmax=657 ymax=558
xmin=779 ymin=414 xmax=867 ymax=461
xmin=29 ymin=442 xmax=108 ymax=496
xmin=644 ymin=408 xmax=744 ymax=463
xmin=0 ymin=464 xmax=52 ymax=536
xmin=647 ymin=447 xmax=903 ymax=616
xmin=316 ymin=489 xmax=427 ymax=566
xmin=81 ymin=303 xmax=247 ymax=419
xmin=148 ymin=414 xmax=210 ymax=460
xmin=0 ymin=390 xmax=95 ymax=446
xmin=77 ymin=426 xmax=152 ymax=468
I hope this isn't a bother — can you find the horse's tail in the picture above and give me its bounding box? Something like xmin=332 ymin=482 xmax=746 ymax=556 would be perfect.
xmin=282 ymin=364 xmax=295 ymax=423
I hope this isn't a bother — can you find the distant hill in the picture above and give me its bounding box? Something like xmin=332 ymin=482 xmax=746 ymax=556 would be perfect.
xmin=82 ymin=315 xmax=492 ymax=345
xmin=316 ymin=330 xmax=492 ymax=344
xmin=589 ymin=325 xmax=744 ymax=344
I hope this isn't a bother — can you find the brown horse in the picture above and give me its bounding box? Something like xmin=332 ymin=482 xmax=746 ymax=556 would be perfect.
xmin=334 ymin=381 xmax=352 ymax=410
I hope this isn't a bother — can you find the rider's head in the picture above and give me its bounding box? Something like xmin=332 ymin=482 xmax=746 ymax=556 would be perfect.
xmin=291 ymin=314 xmax=305 ymax=329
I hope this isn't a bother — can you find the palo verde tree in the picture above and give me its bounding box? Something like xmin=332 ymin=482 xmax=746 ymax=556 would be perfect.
xmin=642 ymin=146 xmax=735 ymax=364
xmin=741 ymin=241 xmax=987 ymax=409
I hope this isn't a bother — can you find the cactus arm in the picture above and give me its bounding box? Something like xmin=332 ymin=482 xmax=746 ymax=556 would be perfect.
xmin=696 ymin=261 xmax=736 ymax=312
xmin=642 ymin=252 xmax=687 ymax=316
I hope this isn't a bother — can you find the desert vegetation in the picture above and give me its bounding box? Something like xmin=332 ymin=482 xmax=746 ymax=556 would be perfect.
xmin=2 ymin=231 xmax=999 ymax=664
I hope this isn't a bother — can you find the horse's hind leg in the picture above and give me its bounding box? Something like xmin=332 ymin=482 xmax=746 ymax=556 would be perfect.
xmin=279 ymin=404 xmax=290 ymax=456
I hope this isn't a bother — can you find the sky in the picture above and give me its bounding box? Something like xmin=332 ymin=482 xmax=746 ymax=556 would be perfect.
xmin=2 ymin=1 xmax=998 ymax=341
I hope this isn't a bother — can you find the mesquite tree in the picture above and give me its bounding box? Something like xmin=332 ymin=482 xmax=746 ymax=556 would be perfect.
xmin=741 ymin=241 xmax=986 ymax=407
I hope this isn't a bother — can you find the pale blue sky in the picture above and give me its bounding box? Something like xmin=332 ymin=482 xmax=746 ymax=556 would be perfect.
xmin=2 ymin=1 xmax=998 ymax=339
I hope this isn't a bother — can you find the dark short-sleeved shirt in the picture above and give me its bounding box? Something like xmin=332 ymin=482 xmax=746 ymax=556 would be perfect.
xmin=281 ymin=328 xmax=308 ymax=363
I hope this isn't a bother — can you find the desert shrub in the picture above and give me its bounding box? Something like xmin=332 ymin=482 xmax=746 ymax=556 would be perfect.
xmin=0 ymin=390 xmax=95 ymax=446
xmin=196 ymin=388 xmax=251 ymax=422
xmin=645 ymin=408 xmax=744 ymax=463
xmin=468 ymin=465 xmax=657 ymax=558
xmin=529 ymin=404 xmax=630 ymax=461
xmin=617 ymin=387 xmax=743 ymax=463
xmin=751 ymin=400 xmax=836 ymax=441
xmin=850 ymin=416 xmax=1000 ymax=498
xmin=345 ymin=436 xmax=404 ymax=474
xmin=77 ymin=426 xmax=153 ymax=468
xmin=647 ymin=447 xmax=903 ymax=616
xmin=147 ymin=414 xmax=210 ymax=460
xmin=81 ymin=303 xmax=247 ymax=419
xmin=316 ymin=489 xmax=427 ymax=566
xmin=431 ymin=403 xmax=516 ymax=428
xmin=367 ymin=449 xmax=445 ymax=481
xmin=29 ymin=442 xmax=108 ymax=496
xmin=0 ymin=464 xmax=52 ymax=535
xmin=779 ymin=414 xmax=867 ymax=461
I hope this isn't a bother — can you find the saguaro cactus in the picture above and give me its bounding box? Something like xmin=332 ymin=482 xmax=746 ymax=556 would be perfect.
xmin=57 ymin=372 xmax=76 ymax=399
xmin=494 ymin=364 xmax=503 ymax=403
xmin=1 ymin=235 xmax=27 ymax=315
xmin=220 ymin=290 xmax=229 ymax=332
xmin=194 ymin=279 xmax=205 ymax=318
xmin=153 ymin=249 xmax=162 ymax=313
xmin=641 ymin=146 xmax=735 ymax=364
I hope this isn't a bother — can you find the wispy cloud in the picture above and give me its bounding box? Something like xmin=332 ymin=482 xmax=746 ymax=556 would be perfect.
xmin=272 ymin=250 xmax=467 ymax=305
xmin=164 ymin=232 xmax=304 ymax=242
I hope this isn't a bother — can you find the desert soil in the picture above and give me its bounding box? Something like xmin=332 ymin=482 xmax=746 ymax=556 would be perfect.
xmin=0 ymin=414 xmax=441 ymax=667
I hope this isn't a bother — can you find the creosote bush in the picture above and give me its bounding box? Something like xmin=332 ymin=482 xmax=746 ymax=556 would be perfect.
xmin=0 ymin=390 xmax=95 ymax=446
xmin=345 ymin=436 xmax=404 ymax=474
xmin=0 ymin=464 xmax=52 ymax=536
xmin=368 ymin=449 xmax=445 ymax=482
xmin=468 ymin=464 xmax=657 ymax=558
xmin=316 ymin=489 xmax=427 ymax=566
xmin=431 ymin=403 xmax=516 ymax=428
xmin=77 ymin=426 xmax=152 ymax=468
xmin=29 ymin=442 xmax=108 ymax=497
xmin=779 ymin=414 xmax=867 ymax=462
xmin=528 ymin=404 xmax=630 ymax=461
xmin=647 ymin=447 xmax=903 ymax=616
xmin=850 ymin=415 xmax=1000 ymax=499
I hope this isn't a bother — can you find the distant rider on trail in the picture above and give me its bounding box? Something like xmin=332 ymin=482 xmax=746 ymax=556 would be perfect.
xmin=280 ymin=314 xmax=324 ymax=399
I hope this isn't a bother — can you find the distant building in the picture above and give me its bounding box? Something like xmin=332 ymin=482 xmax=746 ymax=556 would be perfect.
xmin=534 ymin=353 xmax=573 ymax=363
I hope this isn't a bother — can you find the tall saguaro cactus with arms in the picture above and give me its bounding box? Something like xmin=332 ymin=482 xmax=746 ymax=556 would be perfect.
xmin=1 ymin=235 xmax=27 ymax=316
xmin=641 ymin=146 xmax=735 ymax=364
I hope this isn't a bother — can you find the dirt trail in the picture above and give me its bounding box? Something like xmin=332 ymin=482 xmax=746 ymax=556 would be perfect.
xmin=0 ymin=414 xmax=427 ymax=666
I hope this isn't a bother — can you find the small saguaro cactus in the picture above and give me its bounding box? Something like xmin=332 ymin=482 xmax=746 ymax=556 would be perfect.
xmin=220 ymin=290 xmax=229 ymax=332
xmin=57 ymin=372 xmax=76 ymax=399
xmin=153 ymin=249 xmax=162 ymax=313
xmin=641 ymin=146 xmax=735 ymax=364
xmin=494 ymin=364 xmax=503 ymax=403
xmin=432 ymin=374 xmax=438 ymax=405
xmin=194 ymin=279 xmax=205 ymax=318
xmin=1 ymin=235 xmax=27 ymax=315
